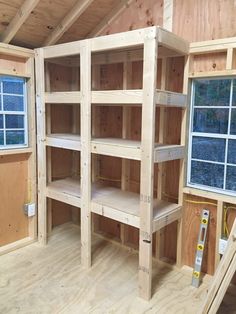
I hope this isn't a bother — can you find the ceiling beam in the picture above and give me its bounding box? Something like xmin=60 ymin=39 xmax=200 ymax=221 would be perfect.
xmin=0 ymin=0 xmax=40 ymax=44
xmin=87 ymin=0 xmax=133 ymax=38
xmin=44 ymin=0 xmax=94 ymax=46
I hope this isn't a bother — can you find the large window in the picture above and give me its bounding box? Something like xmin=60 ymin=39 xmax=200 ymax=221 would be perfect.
xmin=188 ymin=78 xmax=236 ymax=195
xmin=0 ymin=76 xmax=28 ymax=149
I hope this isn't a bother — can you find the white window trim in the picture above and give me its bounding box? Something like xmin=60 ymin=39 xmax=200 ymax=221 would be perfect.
xmin=0 ymin=76 xmax=28 ymax=150
xmin=187 ymin=77 xmax=236 ymax=197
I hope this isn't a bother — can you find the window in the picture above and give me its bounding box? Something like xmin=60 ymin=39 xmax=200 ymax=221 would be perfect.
xmin=0 ymin=76 xmax=28 ymax=149
xmin=188 ymin=78 xmax=236 ymax=195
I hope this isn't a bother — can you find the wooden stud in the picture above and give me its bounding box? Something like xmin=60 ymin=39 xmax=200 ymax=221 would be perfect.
xmin=226 ymin=47 xmax=234 ymax=70
xmin=176 ymin=55 xmax=190 ymax=268
xmin=139 ymin=27 xmax=158 ymax=300
xmin=80 ymin=40 xmax=92 ymax=268
xmin=45 ymin=62 xmax=52 ymax=235
xmin=156 ymin=57 xmax=168 ymax=260
xmin=35 ymin=48 xmax=47 ymax=245
xmin=91 ymin=65 xmax=101 ymax=233
xmin=121 ymin=61 xmax=132 ymax=245
xmin=215 ymin=201 xmax=223 ymax=269
xmin=163 ymin=0 xmax=173 ymax=32
xmin=26 ymin=56 xmax=37 ymax=240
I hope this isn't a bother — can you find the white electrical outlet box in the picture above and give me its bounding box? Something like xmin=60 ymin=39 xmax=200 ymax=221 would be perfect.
xmin=219 ymin=238 xmax=228 ymax=255
xmin=24 ymin=203 xmax=36 ymax=217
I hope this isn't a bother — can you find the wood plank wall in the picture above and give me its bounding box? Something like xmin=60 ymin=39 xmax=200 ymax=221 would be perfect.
xmin=0 ymin=50 xmax=36 ymax=248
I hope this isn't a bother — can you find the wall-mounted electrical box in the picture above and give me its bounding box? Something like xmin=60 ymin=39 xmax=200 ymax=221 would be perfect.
xmin=24 ymin=203 xmax=36 ymax=217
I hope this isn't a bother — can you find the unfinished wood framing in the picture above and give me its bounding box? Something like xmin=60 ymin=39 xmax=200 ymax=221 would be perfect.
xmin=35 ymin=26 xmax=189 ymax=299
xmin=0 ymin=0 xmax=40 ymax=44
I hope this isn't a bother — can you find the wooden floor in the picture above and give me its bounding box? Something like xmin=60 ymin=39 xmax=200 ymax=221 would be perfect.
xmin=0 ymin=223 xmax=235 ymax=314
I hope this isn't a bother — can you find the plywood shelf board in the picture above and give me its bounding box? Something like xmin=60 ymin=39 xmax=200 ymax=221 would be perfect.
xmin=92 ymin=137 xmax=185 ymax=162
xmin=45 ymin=90 xmax=186 ymax=107
xmin=46 ymin=177 xmax=181 ymax=232
xmin=46 ymin=178 xmax=81 ymax=207
xmin=46 ymin=134 xmax=81 ymax=151
xmin=91 ymin=185 xmax=181 ymax=232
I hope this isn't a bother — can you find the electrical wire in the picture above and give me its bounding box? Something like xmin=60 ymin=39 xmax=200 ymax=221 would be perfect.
xmin=185 ymin=199 xmax=217 ymax=206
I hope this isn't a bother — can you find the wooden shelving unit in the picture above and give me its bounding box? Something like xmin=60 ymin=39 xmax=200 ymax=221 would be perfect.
xmin=36 ymin=26 xmax=189 ymax=300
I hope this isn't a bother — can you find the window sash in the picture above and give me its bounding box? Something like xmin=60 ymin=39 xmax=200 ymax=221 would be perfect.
xmin=187 ymin=78 xmax=236 ymax=196
xmin=0 ymin=76 xmax=28 ymax=149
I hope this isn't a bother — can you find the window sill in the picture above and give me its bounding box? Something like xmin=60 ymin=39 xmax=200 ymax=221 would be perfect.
xmin=0 ymin=147 xmax=32 ymax=156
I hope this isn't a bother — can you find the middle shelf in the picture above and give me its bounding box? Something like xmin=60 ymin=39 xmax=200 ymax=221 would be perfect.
xmin=46 ymin=177 xmax=182 ymax=233
xmin=46 ymin=134 xmax=184 ymax=162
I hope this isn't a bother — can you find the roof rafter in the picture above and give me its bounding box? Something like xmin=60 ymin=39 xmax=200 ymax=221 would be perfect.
xmin=87 ymin=0 xmax=133 ymax=38
xmin=0 ymin=0 xmax=40 ymax=44
xmin=44 ymin=0 xmax=94 ymax=46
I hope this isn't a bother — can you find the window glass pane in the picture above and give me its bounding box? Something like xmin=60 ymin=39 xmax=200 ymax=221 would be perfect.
xmin=0 ymin=131 xmax=3 ymax=145
xmin=228 ymin=140 xmax=236 ymax=164
xmin=194 ymin=79 xmax=231 ymax=107
xmin=3 ymin=79 xmax=24 ymax=95
xmin=5 ymin=115 xmax=24 ymax=129
xmin=193 ymin=108 xmax=228 ymax=134
xmin=6 ymin=130 xmax=25 ymax=145
xmin=191 ymin=161 xmax=224 ymax=189
xmin=232 ymin=79 xmax=236 ymax=106
xmin=0 ymin=115 xmax=3 ymax=129
xmin=3 ymin=95 xmax=24 ymax=111
xmin=226 ymin=166 xmax=236 ymax=191
xmin=230 ymin=109 xmax=236 ymax=135
xmin=192 ymin=136 xmax=225 ymax=162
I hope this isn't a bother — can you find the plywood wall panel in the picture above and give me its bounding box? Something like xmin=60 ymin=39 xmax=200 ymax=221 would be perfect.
xmin=101 ymin=0 xmax=163 ymax=36
xmin=50 ymin=104 xmax=74 ymax=134
xmin=52 ymin=200 xmax=72 ymax=227
xmin=183 ymin=195 xmax=217 ymax=275
xmin=193 ymin=52 xmax=227 ymax=73
xmin=0 ymin=154 xmax=29 ymax=246
xmin=173 ymin=0 xmax=236 ymax=42
xmin=0 ymin=54 xmax=26 ymax=75
xmin=48 ymin=63 xmax=76 ymax=92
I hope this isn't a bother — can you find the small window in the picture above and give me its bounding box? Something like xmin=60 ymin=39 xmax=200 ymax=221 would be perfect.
xmin=0 ymin=76 xmax=28 ymax=149
xmin=188 ymin=78 xmax=236 ymax=195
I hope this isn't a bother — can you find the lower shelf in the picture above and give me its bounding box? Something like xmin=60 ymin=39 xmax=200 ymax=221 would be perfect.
xmin=46 ymin=178 xmax=81 ymax=207
xmin=91 ymin=187 xmax=182 ymax=232
xmin=46 ymin=178 xmax=182 ymax=232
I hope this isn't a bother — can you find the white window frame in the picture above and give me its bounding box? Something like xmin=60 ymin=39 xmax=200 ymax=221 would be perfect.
xmin=187 ymin=77 xmax=236 ymax=197
xmin=0 ymin=75 xmax=28 ymax=149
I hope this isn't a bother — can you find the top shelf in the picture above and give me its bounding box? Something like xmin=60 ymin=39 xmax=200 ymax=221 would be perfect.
xmin=45 ymin=90 xmax=186 ymax=107
xmin=43 ymin=26 xmax=189 ymax=59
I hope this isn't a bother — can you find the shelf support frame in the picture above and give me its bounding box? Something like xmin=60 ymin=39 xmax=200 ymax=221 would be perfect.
xmin=139 ymin=27 xmax=158 ymax=300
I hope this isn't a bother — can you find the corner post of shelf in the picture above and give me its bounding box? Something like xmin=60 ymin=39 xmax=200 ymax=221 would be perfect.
xmin=80 ymin=39 xmax=92 ymax=269
xmin=35 ymin=47 xmax=47 ymax=245
xmin=138 ymin=26 xmax=158 ymax=301
xmin=176 ymin=51 xmax=191 ymax=268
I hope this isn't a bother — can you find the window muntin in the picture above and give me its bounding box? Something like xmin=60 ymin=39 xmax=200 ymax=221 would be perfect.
xmin=188 ymin=78 xmax=236 ymax=196
xmin=0 ymin=76 xmax=28 ymax=149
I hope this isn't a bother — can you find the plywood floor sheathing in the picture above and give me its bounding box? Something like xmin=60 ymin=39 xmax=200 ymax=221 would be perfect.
xmin=0 ymin=223 xmax=235 ymax=313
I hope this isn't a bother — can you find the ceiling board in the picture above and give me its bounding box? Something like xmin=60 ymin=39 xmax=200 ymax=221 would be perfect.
xmin=11 ymin=0 xmax=78 ymax=48
xmin=0 ymin=0 xmax=24 ymax=34
xmin=58 ymin=0 xmax=120 ymax=44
